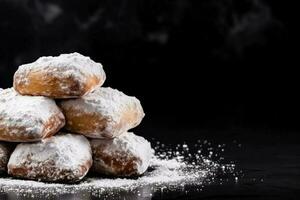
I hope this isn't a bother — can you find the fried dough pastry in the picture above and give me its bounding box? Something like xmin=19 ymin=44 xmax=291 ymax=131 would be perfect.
xmin=8 ymin=133 xmax=92 ymax=182
xmin=59 ymin=87 xmax=144 ymax=139
xmin=91 ymin=132 xmax=152 ymax=177
xmin=0 ymin=88 xmax=65 ymax=142
xmin=13 ymin=52 xmax=106 ymax=98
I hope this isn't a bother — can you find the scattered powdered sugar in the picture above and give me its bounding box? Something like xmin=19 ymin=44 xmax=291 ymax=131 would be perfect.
xmin=7 ymin=134 xmax=92 ymax=182
xmin=14 ymin=52 xmax=106 ymax=92
xmin=0 ymin=139 xmax=237 ymax=199
xmin=91 ymin=132 xmax=153 ymax=176
xmin=0 ymin=88 xmax=64 ymax=141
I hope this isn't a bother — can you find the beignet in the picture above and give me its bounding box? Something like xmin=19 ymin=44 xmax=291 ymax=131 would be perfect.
xmin=7 ymin=133 xmax=92 ymax=182
xmin=91 ymin=132 xmax=152 ymax=177
xmin=0 ymin=88 xmax=65 ymax=142
xmin=13 ymin=52 xmax=106 ymax=98
xmin=59 ymin=87 xmax=144 ymax=139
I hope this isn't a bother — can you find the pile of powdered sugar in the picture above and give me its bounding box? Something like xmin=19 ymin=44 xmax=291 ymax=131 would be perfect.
xmin=0 ymin=139 xmax=236 ymax=199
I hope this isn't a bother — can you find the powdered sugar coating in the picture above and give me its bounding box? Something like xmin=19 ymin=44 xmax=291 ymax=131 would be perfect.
xmin=13 ymin=52 xmax=106 ymax=97
xmin=8 ymin=133 xmax=92 ymax=182
xmin=0 ymin=88 xmax=65 ymax=142
xmin=60 ymin=87 xmax=145 ymax=138
xmin=91 ymin=132 xmax=153 ymax=176
xmin=81 ymin=87 xmax=144 ymax=132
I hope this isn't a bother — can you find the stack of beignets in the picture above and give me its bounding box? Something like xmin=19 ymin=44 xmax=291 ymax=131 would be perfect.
xmin=0 ymin=52 xmax=152 ymax=183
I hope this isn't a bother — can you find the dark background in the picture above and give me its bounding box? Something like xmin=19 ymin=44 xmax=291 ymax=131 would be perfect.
xmin=0 ymin=0 xmax=299 ymax=134
xmin=1 ymin=1 xmax=300 ymax=199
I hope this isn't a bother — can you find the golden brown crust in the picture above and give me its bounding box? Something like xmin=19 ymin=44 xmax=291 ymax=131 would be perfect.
xmin=7 ymin=133 xmax=92 ymax=182
xmin=14 ymin=70 xmax=103 ymax=99
xmin=58 ymin=87 xmax=145 ymax=139
xmin=60 ymin=105 xmax=141 ymax=139
xmin=0 ymin=126 xmax=36 ymax=142
xmin=13 ymin=52 xmax=106 ymax=99
xmin=8 ymin=159 xmax=92 ymax=183
xmin=92 ymin=148 xmax=139 ymax=176
xmin=0 ymin=111 xmax=65 ymax=142
xmin=42 ymin=112 xmax=66 ymax=139
xmin=90 ymin=132 xmax=152 ymax=177
xmin=61 ymin=106 xmax=108 ymax=137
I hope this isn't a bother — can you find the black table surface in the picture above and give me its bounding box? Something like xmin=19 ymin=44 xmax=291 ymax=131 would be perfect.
xmin=1 ymin=129 xmax=300 ymax=200
xmin=148 ymin=129 xmax=300 ymax=200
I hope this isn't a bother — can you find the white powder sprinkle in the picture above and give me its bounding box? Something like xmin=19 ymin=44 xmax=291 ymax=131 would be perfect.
xmin=15 ymin=52 xmax=105 ymax=84
xmin=0 ymin=139 xmax=236 ymax=199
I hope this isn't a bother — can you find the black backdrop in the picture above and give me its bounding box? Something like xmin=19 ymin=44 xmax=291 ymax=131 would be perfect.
xmin=0 ymin=0 xmax=299 ymax=135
